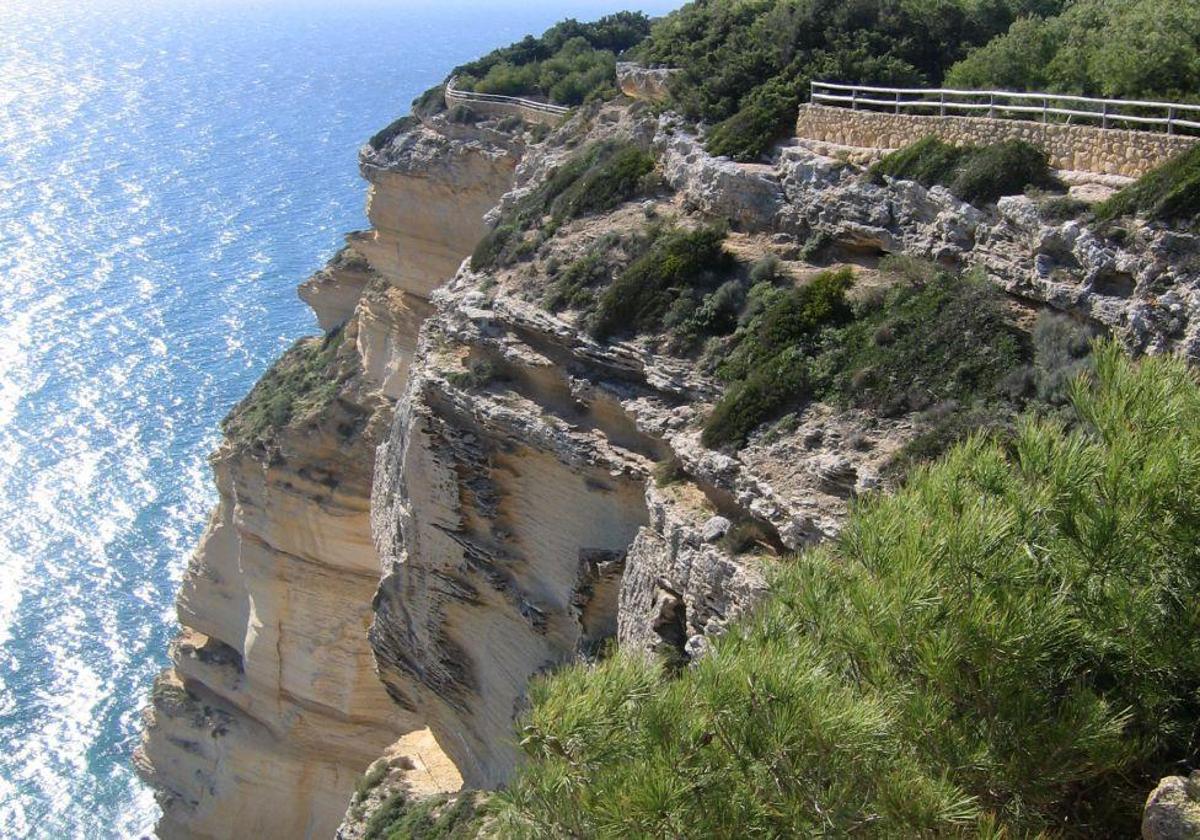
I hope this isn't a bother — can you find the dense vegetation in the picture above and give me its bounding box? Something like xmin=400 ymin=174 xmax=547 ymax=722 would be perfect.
xmin=871 ymin=136 xmax=1062 ymax=204
xmin=222 ymin=330 xmax=345 ymax=446
xmin=632 ymin=0 xmax=1069 ymax=161
xmin=451 ymin=13 xmax=651 ymax=106
xmin=495 ymin=343 xmax=1200 ymax=837
xmin=470 ymin=140 xmax=656 ymax=271
xmin=361 ymin=790 xmax=487 ymax=840
xmin=1097 ymin=143 xmax=1200 ymax=227
xmin=701 ymin=257 xmax=1076 ymax=449
xmin=590 ymin=225 xmax=735 ymax=340
xmin=945 ymin=0 xmax=1200 ymax=100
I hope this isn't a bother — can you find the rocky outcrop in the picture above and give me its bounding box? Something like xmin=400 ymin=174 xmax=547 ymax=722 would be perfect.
xmin=136 ymin=115 xmax=518 ymax=840
xmin=145 ymin=81 xmax=1200 ymax=840
xmin=660 ymin=126 xmax=1200 ymax=359
xmin=1144 ymin=773 xmax=1200 ymax=840
xmin=617 ymin=62 xmax=678 ymax=102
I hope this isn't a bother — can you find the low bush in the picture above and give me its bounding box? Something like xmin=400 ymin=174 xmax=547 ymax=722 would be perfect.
xmin=452 ymin=13 xmax=651 ymax=106
xmin=589 ymin=225 xmax=733 ymax=340
xmin=870 ymin=136 xmax=967 ymax=188
xmin=816 ymin=265 xmax=1028 ymax=416
xmin=872 ymin=137 xmax=1061 ymax=205
xmin=1096 ymin=144 xmax=1200 ymax=226
xmin=498 ymin=343 xmax=1200 ymax=837
xmin=223 ymin=329 xmax=345 ymax=445
xmin=363 ymin=791 xmax=487 ymax=840
xmin=719 ymin=267 xmax=854 ymax=383
xmin=950 ymin=139 xmax=1061 ymax=204
xmin=471 ymin=141 xmax=657 ymax=272
xmin=367 ymin=115 xmax=419 ymax=151
xmin=702 ymin=348 xmax=810 ymax=448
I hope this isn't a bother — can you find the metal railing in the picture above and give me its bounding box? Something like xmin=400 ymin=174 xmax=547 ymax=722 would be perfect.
xmin=444 ymin=77 xmax=571 ymax=117
xmin=810 ymin=81 xmax=1200 ymax=136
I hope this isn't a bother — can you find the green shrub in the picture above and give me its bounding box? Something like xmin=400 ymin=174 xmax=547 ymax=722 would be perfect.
xmin=873 ymin=137 xmax=1061 ymax=205
xmin=590 ymin=225 xmax=733 ymax=340
xmin=471 ymin=141 xmax=657 ymax=272
xmin=451 ymin=13 xmax=651 ymax=106
xmin=223 ymin=329 xmax=345 ymax=445
xmin=548 ymin=144 xmax=655 ymax=221
xmin=949 ymin=139 xmax=1061 ymax=204
xmin=363 ymin=791 xmax=487 ymax=840
xmin=870 ymin=136 xmax=967 ymax=188
xmin=412 ymin=84 xmax=447 ymax=118
xmin=497 ymin=343 xmax=1200 ymax=837
xmin=633 ymin=0 xmax=1047 ymax=161
xmin=367 ymin=115 xmax=419 ymax=151
xmin=947 ymin=0 xmax=1200 ymax=102
xmin=816 ymin=266 xmax=1028 ymax=416
xmin=719 ymin=267 xmax=854 ymax=383
xmin=747 ymin=253 xmax=782 ymax=285
xmin=703 ymin=348 xmax=810 ymax=448
xmin=1096 ymin=144 xmax=1200 ymax=226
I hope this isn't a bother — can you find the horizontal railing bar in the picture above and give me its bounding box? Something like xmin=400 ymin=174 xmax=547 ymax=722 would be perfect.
xmin=812 ymin=94 xmax=1185 ymax=126
xmin=811 ymin=81 xmax=1200 ymax=114
xmin=444 ymin=77 xmax=571 ymax=115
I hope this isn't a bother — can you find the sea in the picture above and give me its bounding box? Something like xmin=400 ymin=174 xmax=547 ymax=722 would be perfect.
xmin=0 ymin=1 xmax=678 ymax=836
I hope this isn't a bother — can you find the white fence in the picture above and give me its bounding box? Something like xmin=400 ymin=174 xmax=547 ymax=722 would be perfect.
xmin=444 ymin=77 xmax=571 ymax=118
xmin=811 ymin=81 xmax=1200 ymax=136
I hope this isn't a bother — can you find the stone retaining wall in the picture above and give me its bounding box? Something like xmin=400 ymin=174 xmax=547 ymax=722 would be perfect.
xmin=795 ymin=104 xmax=1197 ymax=177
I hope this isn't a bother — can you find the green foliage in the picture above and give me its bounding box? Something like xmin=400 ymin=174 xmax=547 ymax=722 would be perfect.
xmin=870 ymin=136 xmax=967 ymax=188
xmin=947 ymin=0 xmax=1200 ymax=101
xmin=412 ymin=84 xmax=447 ymax=118
xmin=363 ymin=791 xmax=487 ymax=840
xmin=873 ymin=137 xmax=1061 ymax=204
xmin=223 ymin=329 xmax=345 ymax=446
xmin=452 ymin=13 xmax=651 ymax=106
xmin=950 ymin=139 xmax=1060 ymax=204
xmin=368 ymin=116 xmax=419 ymax=151
xmin=818 ymin=264 xmax=1028 ymax=415
xmin=719 ymin=267 xmax=854 ymax=383
xmin=701 ymin=268 xmax=854 ymax=447
xmin=633 ymin=0 xmax=1061 ymax=160
xmin=549 ymin=144 xmax=655 ymax=221
xmin=590 ymin=225 xmax=734 ymax=340
xmin=497 ymin=343 xmax=1200 ymax=837
xmin=1097 ymin=144 xmax=1200 ymax=227
xmin=702 ymin=348 xmax=810 ymax=448
xmin=652 ymin=456 xmax=686 ymax=487
xmin=446 ymin=359 xmax=500 ymax=391
xmin=470 ymin=141 xmax=656 ymax=272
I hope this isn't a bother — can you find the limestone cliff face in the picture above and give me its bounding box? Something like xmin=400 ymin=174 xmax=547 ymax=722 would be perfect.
xmin=135 ymin=115 xmax=518 ymax=840
xmin=141 ymin=81 xmax=1200 ymax=840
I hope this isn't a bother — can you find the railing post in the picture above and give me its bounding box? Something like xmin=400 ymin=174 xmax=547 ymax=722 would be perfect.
xmin=1042 ymin=95 xmax=1048 ymax=123
xmin=939 ymin=90 xmax=945 ymax=117
xmin=852 ymin=88 xmax=857 ymax=111
xmin=1102 ymin=101 xmax=1109 ymax=130
xmin=895 ymin=90 xmax=900 ymax=114
xmin=989 ymin=93 xmax=995 ymax=119
xmin=1168 ymin=106 xmax=1176 ymax=135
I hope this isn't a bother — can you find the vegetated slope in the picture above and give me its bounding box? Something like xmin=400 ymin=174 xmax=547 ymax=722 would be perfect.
xmin=493 ymin=343 xmax=1200 ymax=838
xmin=1097 ymin=143 xmax=1200 ymax=227
xmin=449 ymin=13 xmax=652 ymax=106
xmin=945 ymin=0 xmax=1200 ymax=100
xmin=632 ymin=0 xmax=1067 ymax=161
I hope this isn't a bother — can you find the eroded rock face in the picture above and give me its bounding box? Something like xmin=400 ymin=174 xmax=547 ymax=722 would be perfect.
xmin=660 ymin=126 xmax=1200 ymax=359
xmin=136 ymin=115 xmax=518 ymax=840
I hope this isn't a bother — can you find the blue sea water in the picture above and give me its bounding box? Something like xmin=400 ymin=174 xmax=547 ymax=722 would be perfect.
xmin=0 ymin=1 xmax=678 ymax=836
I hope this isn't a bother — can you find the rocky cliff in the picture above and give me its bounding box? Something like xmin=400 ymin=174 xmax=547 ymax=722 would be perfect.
xmin=135 ymin=117 xmax=518 ymax=839
xmin=140 ymin=82 xmax=1200 ymax=839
